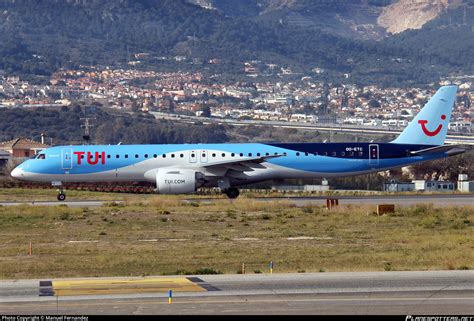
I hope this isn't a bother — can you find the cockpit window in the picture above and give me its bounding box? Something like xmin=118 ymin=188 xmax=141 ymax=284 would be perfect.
xmin=36 ymin=154 xmax=46 ymax=159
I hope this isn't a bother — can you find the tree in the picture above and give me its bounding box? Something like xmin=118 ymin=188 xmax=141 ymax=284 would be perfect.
xmin=200 ymin=105 xmax=211 ymax=118
xmin=368 ymin=99 xmax=381 ymax=108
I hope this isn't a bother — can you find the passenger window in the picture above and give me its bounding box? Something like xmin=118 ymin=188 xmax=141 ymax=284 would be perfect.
xmin=266 ymin=153 xmax=269 ymax=156
xmin=240 ymin=153 xmax=244 ymax=157
xmin=212 ymin=153 xmax=216 ymax=157
xmin=257 ymin=153 xmax=261 ymax=157
xmin=340 ymin=152 xmax=345 ymax=156
xmin=305 ymin=152 xmax=309 ymax=156
xmin=144 ymin=154 xmax=148 ymax=158
xmin=349 ymin=152 xmax=354 ymax=156
xmin=191 ymin=153 xmax=195 ymax=158
xmin=296 ymin=152 xmax=300 ymax=156
xmin=125 ymin=155 xmax=129 ymax=159
xmin=248 ymin=153 xmax=252 ymax=157
xmin=231 ymin=153 xmax=235 ymax=157
xmin=358 ymin=151 xmax=363 ymax=156
xmin=331 ymin=152 xmax=337 ymax=156
xmin=222 ymin=153 xmax=226 ymax=157
xmin=135 ymin=154 xmax=139 ymax=158
xmin=180 ymin=154 xmax=184 ymax=158
xmin=107 ymin=155 xmax=111 ymax=159
xmin=162 ymin=154 xmax=166 ymax=158
xmin=153 ymin=154 xmax=157 ymax=158
xmin=116 ymin=155 xmax=120 ymax=159
xmin=171 ymin=154 xmax=176 ymax=158
xmin=81 ymin=155 xmax=85 ymax=159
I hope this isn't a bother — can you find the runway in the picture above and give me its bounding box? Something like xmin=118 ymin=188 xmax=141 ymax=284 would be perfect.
xmin=0 ymin=194 xmax=472 ymax=208
xmin=0 ymin=271 xmax=473 ymax=314
xmin=255 ymin=194 xmax=474 ymax=207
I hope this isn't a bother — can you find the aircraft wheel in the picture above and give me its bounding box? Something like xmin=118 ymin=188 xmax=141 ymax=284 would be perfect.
xmin=225 ymin=187 xmax=240 ymax=199
xmin=57 ymin=193 xmax=66 ymax=201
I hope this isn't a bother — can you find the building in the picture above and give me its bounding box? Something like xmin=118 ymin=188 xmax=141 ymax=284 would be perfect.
xmin=457 ymin=174 xmax=474 ymax=193
xmin=0 ymin=150 xmax=10 ymax=167
xmin=413 ymin=180 xmax=455 ymax=192
xmin=0 ymin=137 xmax=49 ymax=158
xmin=0 ymin=150 xmax=10 ymax=160
xmin=458 ymin=181 xmax=474 ymax=193
xmin=383 ymin=180 xmax=415 ymax=192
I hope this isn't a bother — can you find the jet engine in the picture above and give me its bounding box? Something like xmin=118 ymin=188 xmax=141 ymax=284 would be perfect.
xmin=156 ymin=168 xmax=205 ymax=194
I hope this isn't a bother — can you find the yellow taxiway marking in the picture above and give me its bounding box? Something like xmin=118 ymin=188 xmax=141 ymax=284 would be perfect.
xmin=52 ymin=277 xmax=206 ymax=296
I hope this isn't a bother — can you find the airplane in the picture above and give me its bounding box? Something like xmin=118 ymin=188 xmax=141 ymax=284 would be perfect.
xmin=11 ymin=85 xmax=465 ymax=201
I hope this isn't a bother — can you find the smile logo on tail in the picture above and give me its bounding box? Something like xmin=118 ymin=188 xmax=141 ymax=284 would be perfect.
xmin=418 ymin=115 xmax=446 ymax=137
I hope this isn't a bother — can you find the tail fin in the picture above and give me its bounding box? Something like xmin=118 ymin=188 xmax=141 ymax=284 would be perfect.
xmin=392 ymin=85 xmax=457 ymax=146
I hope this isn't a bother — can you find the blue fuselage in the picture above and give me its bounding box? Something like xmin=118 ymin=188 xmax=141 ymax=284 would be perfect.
xmin=12 ymin=142 xmax=447 ymax=187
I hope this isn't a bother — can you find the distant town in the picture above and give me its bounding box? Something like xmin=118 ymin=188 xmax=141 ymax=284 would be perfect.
xmin=0 ymin=60 xmax=472 ymax=134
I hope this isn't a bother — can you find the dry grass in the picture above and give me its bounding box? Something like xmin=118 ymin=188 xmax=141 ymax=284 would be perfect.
xmin=0 ymin=191 xmax=472 ymax=279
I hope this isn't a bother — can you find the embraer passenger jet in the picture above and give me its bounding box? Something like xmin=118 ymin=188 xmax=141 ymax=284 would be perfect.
xmin=12 ymin=86 xmax=464 ymax=200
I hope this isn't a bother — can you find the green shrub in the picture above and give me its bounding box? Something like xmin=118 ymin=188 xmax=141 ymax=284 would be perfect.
xmin=59 ymin=213 xmax=70 ymax=221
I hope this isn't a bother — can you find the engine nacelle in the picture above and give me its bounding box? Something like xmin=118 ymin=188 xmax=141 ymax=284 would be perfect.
xmin=156 ymin=168 xmax=204 ymax=194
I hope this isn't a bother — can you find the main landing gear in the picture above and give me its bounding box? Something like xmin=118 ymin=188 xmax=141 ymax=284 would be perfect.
xmin=218 ymin=178 xmax=240 ymax=199
xmin=224 ymin=187 xmax=240 ymax=199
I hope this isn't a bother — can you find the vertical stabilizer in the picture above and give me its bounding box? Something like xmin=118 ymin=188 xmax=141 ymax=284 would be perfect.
xmin=392 ymin=86 xmax=457 ymax=146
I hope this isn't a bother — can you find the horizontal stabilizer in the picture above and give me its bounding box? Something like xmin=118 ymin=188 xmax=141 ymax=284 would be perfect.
xmin=410 ymin=145 xmax=465 ymax=156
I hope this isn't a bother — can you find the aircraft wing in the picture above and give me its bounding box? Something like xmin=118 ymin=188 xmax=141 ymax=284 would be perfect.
xmin=410 ymin=145 xmax=465 ymax=156
xmin=201 ymin=154 xmax=284 ymax=172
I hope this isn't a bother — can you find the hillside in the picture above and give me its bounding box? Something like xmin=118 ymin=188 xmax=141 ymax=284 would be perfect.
xmin=378 ymin=0 xmax=462 ymax=34
xmin=387 ymin=2 xmax=474 ymax=75
xmin=0 ymin=106 xmax=228 ymax=145
xmin=206 ymin=0 xmax=463 ymax=39
xmin=0 ymin=0 xmax=473 ymax=85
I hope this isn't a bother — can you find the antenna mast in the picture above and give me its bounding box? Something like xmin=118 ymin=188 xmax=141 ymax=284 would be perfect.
xmin=80 ymin=117 xmax=96 ymax=145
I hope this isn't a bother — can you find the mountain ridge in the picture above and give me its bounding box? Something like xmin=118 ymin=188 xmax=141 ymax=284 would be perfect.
xmin=0 ymin=0 xmax=472 ymax=85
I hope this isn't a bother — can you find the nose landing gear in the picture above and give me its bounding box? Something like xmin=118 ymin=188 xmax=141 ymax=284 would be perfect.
xmin=57 ymin=191 xmax=66 ymax=201
xmin=52 ymin=181 xmax=66 ymax=201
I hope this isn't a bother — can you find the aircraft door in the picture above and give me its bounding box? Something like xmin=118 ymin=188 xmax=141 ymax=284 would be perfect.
xmin=62 ymin=148 xmax=73 ymax=170
xmin=369 ymin=144 xmax=379 ymax=166
xmin=200 ymin=150 xmax=208 ymax=163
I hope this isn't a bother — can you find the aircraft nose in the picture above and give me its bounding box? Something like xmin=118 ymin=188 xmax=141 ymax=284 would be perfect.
xmin=11 ymin=167 xmax=25 ymax=179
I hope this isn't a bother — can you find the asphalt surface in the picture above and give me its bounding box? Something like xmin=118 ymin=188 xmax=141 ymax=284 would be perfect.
xmin=0 ymin=194 xmax=473 ymax=208
xmin=0 ymin=271 xmax=473 ymax=315
xmin=255 ymin=194 xmax=474 ymax=207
